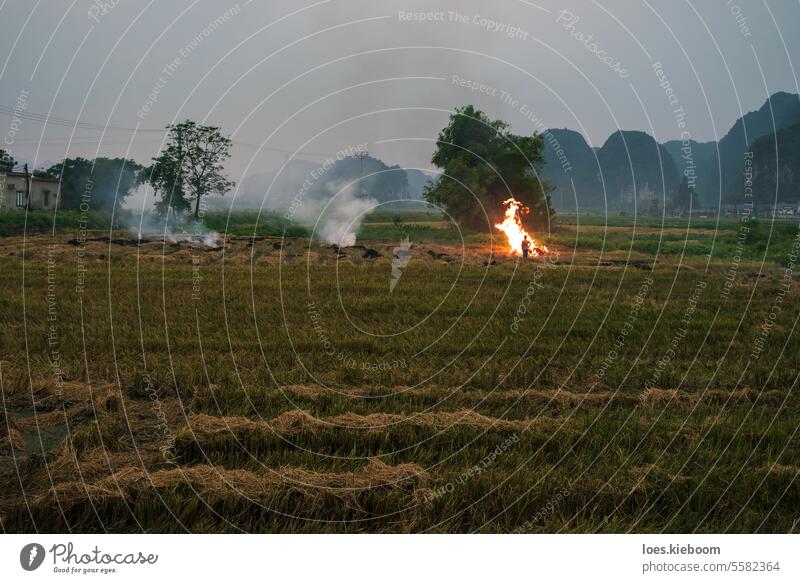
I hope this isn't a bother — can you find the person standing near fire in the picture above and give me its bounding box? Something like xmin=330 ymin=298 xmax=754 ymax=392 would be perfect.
xmin=521 ymin=235 xmax=531 ymax=260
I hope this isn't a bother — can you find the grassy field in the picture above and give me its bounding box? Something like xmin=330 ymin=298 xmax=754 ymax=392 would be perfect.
xmin=1 ymin=210 xmax=799 ymax=532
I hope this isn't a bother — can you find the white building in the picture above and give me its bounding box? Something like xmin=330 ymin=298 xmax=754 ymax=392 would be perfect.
xmin=0 ymin=170 xmax=60 ymax=211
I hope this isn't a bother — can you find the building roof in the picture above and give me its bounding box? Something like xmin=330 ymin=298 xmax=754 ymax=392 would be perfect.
xmin=0 ymin=170 xmax=60 ymax=182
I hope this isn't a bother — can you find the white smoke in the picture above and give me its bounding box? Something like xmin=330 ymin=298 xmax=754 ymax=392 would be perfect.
xmin=166 ymin=229 xmax=220 ymax=247
xmin=314 ymin=179 xmax=376 ymax=247
xmin=127 ymin=210 xmax=221 ymax=248
xmin=250 ymin=159 xmax=377 ymax=247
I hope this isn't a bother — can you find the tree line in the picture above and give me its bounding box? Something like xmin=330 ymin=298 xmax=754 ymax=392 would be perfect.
xmin=8 ymin=108 xmax=560 ymax=230
xmin=3 ymin=120 xmax=234 ymax=219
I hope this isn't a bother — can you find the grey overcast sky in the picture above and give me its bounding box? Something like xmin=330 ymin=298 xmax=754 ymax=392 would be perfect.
xmin=1 ymin=0 xmax=799 ymax=183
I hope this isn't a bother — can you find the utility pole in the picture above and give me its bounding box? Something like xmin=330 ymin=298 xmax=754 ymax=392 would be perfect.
xmin=356 ymin=150 xmax=369 ymax=178
xmin=175 ymin=125 xmax=184 ymax=203
xmin=23 ymin=163 xmax=30 ymax=210
xmin=355 ymin=150 xmax=369 ymax=197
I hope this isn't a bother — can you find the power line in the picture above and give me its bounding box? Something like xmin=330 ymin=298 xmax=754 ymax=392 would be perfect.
xmin=230 ymin=139 xmax=336 ymax=158
xmin=0 ymin=104 xmax=339 ymax=158
xmin=0 ymin=105 xmax=165 ymax=133
xmin=7 ymin=135 xmax=166 ymax=145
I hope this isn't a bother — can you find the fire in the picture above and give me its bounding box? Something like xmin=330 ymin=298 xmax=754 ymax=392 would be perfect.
xmin=494 ymin=197 xmax=548 ymax=256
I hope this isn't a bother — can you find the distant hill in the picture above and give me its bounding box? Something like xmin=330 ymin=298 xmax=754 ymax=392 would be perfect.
xmin=597 ymin=130 xmax=679 ymax=209
xmin=405 ymin=169 xmax=434 ymax=200
xmin=661 ymin=139 xmax=716 ymax=179
xmin=539 ymin=92 xmax=800 ymax=211
xmin=541 ymin=128 xmax=600 ymax=210
xmin=542 ymin=129 xmax=683 ymax=211
xmin=237 ymin=156 xmax=428 ymax=211
xmin=325 ymin=155 xmax=408 ymax=202
xmin=748 ymin=121 xmax=800 ymax=204
xmin=696 ymin=91 xmax=800 ymax=203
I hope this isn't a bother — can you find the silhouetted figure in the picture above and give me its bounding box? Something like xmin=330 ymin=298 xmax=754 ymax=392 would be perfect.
xmin=521 ymin=236 xmax=531 ymax=260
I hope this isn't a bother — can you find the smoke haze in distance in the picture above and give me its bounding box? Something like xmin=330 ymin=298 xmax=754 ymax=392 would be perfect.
xmin=1 ymin=0 xmax=797 ymax=204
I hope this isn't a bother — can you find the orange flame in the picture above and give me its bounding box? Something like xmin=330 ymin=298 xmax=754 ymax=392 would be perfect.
xmin=494 ymin=197 xmax=548 ymax=256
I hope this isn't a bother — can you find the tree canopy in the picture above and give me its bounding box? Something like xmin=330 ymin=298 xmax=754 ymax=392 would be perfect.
xmin=45 ymin=157 xmax=142 ymax=210
xmin=423 ymin=105 xmax=552 ymax=230
xmin=144 ymin=120 xmax=234 ymax=218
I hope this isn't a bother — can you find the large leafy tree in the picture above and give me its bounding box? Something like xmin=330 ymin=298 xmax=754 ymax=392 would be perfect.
xmin=140 ymin=156 xmax=190 ymax=216
xmin=145 ymin=120 xmax=234 ymax=218
xmin=423 ymin=105 xmax=552 ymax=230
xmin=46 ymin=157 xmax=142 ymax=210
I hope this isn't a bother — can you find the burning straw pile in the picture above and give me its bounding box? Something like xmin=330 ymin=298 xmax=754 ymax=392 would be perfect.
xmin=494 ymin=197 xmax=548 ymax=257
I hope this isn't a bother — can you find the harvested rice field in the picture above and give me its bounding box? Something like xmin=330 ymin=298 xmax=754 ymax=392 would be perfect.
xmin=1 ymin=216 xmax=799 ymax=533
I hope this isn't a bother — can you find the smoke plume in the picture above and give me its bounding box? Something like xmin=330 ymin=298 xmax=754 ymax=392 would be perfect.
xmin=242 ymin=157 xmax=378 ymax=247
xmin=313 ymin=179 xmax=376 ymax=247
xmin=126 ymin=210 xmax=221 ymax=248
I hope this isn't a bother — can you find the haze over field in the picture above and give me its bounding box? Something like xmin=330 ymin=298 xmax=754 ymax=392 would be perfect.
xmin=1 ymin=0 xmax=799 ymax=213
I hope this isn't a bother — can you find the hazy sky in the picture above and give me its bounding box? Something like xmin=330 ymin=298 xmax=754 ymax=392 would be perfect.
xmin=1 ymin=0 xmax=799 ymax=187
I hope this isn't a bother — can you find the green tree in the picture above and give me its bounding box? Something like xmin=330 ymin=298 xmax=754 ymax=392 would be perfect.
xmin=0 ymin=149 xmax=15 ymax=171
xmin=423 ymin=105 xmax=552 ymax=230
xmin=146 ymin=120 xmax=234 ymax=218
xmin=140 ymin=157 xmax=190 ymax=216
xmin=46 ymin=157 xmax=142 ymax=210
